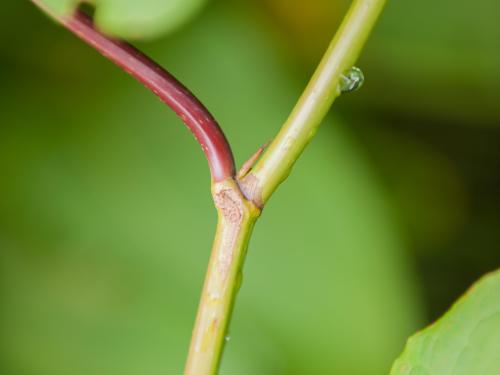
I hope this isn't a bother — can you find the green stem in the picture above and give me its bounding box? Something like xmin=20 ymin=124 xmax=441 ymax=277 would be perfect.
xmin=187 ymin=0 xmax=387 ymax=372
xmin=184 ymin=179 xmax=260 ymax=375
xmin=31 ymin=0 xmax=386 ymax=373
xmin=241 ymin=0 xmax=386 ymax=205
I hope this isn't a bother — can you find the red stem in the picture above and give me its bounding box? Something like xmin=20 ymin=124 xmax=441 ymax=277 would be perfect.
xmin=32 ymin=3 xmax=235 ymax=182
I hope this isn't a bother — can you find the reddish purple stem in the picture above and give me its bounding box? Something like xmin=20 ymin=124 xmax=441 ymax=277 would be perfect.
xmin=35 ymin=5 xmax=235 ymax=182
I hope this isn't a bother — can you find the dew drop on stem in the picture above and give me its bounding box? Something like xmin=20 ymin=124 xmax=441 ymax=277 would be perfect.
xmin=339 ymin=66 xmax=364 ymax=94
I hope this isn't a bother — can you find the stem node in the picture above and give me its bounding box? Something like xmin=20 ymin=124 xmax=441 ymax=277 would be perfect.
xmin=185 ymin=178 xmax=259 ymax=375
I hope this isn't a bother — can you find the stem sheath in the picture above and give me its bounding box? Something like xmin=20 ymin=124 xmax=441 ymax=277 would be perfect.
xmin=185 ymin=179 xmax=260 ymax=374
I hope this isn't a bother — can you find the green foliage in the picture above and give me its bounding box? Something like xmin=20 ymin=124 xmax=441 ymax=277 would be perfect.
xmin=361 ymin=0 xmax=500 ymax=124
xmin=391 ymin=270 xmax=500 ymax=375
xmin=39 ymin=0 xmax=208 ymax=38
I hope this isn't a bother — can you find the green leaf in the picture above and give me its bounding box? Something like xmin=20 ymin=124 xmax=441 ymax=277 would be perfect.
xmin=391 ymin=270 xmax=500 ymax=375
xmin=38 ymin=0 xmax=209 ymax=39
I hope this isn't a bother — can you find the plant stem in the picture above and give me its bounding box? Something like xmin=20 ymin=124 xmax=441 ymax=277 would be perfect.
xmin=31 ymin=1 xmax=387 ymax=373
xmin=186 ymin=1 xmax=386 ymax=373
xmin=31 ymin=2 xmax=235 ymax=182
xmin=241 ymin=0 xmax=386 ymax=205
xmin=185 ymin=179 xmax=260 ymax=375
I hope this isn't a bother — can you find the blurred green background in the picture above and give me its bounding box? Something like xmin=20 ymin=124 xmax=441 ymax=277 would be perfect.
xmin=1 ymin=0 xmax=499 ymax=374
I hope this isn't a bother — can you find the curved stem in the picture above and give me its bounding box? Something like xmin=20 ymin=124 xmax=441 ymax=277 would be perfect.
xmin=31 ymin=2 xmax=235 ymax=182
xmin=241 ymin=0 xmax=386 ymax=205
xmin=185 ymin=179 xmax=260 ymax=375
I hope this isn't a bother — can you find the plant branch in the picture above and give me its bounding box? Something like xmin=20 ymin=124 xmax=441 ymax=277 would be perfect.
xmin=31 ymin=1 xmax=387 ymax=374
xmin=186 ymin=2 xmax=387 ymax=373
xmin=241 ymin=0 xmax=386 ymax=205
xmin=185 ymin=179 xmax=260 ymax=375
xmin=31 ymin=1 xmax=235 ymax=182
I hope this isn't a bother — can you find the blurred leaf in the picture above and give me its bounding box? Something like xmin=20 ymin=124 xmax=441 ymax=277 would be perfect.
xmin=259 ymin=0 xmax=349 ymax=63
xmin=37 ymin=0 xmax=208 ymax=39
xmin=356 ymin=126 xmax=467 ymax=251
xmin=359 ymin=0 xmax=500 ymax=125
xmin=391 ymin=270 xmax=500 ymax=375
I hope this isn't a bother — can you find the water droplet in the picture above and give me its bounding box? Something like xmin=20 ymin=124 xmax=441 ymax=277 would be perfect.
xmin=225 ymin=335 xmax=231 ymax=342
xmin=339 ymin=66 xmax=364 ymax=94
